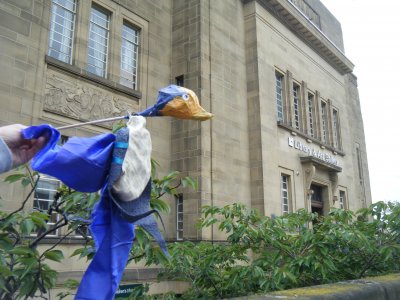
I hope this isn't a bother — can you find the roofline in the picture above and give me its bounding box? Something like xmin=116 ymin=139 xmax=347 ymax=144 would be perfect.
xmin=248 ymin=0 xmax=355 ymax=75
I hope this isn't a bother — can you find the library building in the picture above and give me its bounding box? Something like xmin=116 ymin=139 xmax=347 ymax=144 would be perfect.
xmin=0 ymin=0 xmax=371 ymax=295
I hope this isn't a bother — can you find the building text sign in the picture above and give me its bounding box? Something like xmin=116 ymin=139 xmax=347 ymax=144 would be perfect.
xmin=115 ymin=284 xmax=143 ymax=298
xmin=288 ymin=137 xmax=339 ymax=167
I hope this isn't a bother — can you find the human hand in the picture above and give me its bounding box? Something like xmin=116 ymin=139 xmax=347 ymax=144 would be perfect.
xmin=0 ymin=124 xmax=47 ymax=168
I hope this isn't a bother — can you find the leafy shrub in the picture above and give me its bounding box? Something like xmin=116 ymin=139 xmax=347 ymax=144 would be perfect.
xmin=0 ymin=162 xmax=194 ymax=299
xmin=137 ymin=202 xmax=400 ymax=299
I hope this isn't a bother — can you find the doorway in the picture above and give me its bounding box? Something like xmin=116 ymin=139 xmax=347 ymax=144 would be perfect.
xmin=310 ymin=184 xmax=324 ymax=216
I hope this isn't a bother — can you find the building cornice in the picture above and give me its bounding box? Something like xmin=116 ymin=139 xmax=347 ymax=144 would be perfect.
xmin=245 ymin=0 xmax=354 ymax=75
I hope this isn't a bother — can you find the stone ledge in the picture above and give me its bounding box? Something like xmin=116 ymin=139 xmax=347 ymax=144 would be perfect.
xmin=56 ymin=268 xmax=162 ymax=284
xmin=229 ymin=274 xmax=400 ymax=299
xmin=45 ymin=55 xmax=141 ymax=100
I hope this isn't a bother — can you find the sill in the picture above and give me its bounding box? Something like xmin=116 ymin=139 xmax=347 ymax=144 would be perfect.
xmin=277 ymin=121 xmax=345 ymax=156
xmin=45 ymin=55 xmax=141 ymax=100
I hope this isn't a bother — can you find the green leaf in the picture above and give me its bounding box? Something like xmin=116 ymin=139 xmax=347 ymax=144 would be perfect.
xmin=9 ymin=247 xmax=35 ymax=256
xmin=63 ymin=278 xmax=79 ymax=289
xmin=21 ymin=177 xmax=32 ymax=187
xmin=43 ymin=250 xmax=64 ymax=262
xmin=18 ymin=278 xmax=34 ymax=297
xmin=182 ymin=176 xmax=197 ymax=189
xmin=20 ymin=219 xmax=35 ymax=235
xmin=150 ymin=198 xmax=171 ymax=213
xmin=0 ymin=236 xmax=14 ymax=250
xmin=30 ymin=214 xmax=48 ymax=228
xmin=0 ymin=277 xmax=10 ymax=293
xmin=0 ymin=265 xmax=12 ymax=276
xmin=4 ymin=173 xmax=25 ymax=183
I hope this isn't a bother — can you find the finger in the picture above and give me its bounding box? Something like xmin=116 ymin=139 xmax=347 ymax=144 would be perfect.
xmin=30 ymin=136 xmax=47 ymax=153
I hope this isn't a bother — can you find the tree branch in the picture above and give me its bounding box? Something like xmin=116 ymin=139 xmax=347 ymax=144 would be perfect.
xmin=0 ymin=176 xmax=40 ymax=222
xmin=30 ymin=213 xmax=68 ymax=248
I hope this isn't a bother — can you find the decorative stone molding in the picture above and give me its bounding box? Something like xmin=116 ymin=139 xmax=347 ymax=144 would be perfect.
xmin=304 ymin=163 xmax=316 ymax=192
xmin=329 ymin=172 xmax=338 ymax=204
xmin=44 ymin=72 xmax=138 ymax=128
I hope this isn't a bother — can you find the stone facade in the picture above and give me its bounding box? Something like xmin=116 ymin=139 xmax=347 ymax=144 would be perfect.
xmin=0 ymin=0 xmax=371 ymax=295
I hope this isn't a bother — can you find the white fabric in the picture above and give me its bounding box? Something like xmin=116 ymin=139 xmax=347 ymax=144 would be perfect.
xmin=112 ymin=116 xmax=152 ymax=201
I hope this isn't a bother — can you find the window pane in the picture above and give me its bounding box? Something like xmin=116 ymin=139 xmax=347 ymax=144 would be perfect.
xmin=33 ymin=176 xmax=61 ymax=236
xmin=176 ymin=195 xmax=183 ymax=240
xmin=339 ymin=190 xmax=346 ymax=209
xmin=275 ymin=73 xmax=284 ymax=121
xmin=281 ymin=174 xmax=290 ymax=214
xmin=333 ymin=110 xmax=340 ymax=149
xmin=308 ymin=93 xmax=315 ymax=137
xmin=293 ymin=84 xmax=301 ymax=130
xmin=48 ymin=0 xmax=76 ymax=64
xmin=87 ymin=6 xmax=110 ymax=78
xmin=321 ymin=101 xmax=328 ymax=143
xmin=120 ymin=22 xmax=139 ymax=89
xmin=54 ymin=0 xmax=75 ymax=11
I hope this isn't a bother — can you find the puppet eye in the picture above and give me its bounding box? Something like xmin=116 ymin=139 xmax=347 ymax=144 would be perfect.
xmin=182 ymin=94 xmax=189 ymax=101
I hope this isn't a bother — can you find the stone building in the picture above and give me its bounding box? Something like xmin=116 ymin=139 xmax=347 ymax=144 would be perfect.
xmin=0 ymin=0 xmax=371 ymax=295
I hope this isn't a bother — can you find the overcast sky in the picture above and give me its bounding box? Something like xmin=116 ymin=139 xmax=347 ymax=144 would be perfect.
xmin=320 ymin=0 xmax=400 ymax=202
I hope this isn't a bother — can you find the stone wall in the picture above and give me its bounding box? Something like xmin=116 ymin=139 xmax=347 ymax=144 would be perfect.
xmin=230 ymin=274 xmax=400 ymax=300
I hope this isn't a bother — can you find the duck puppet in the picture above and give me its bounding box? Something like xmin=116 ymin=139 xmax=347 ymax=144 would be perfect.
xmin=22 ymin=85 xmax=212 ymax=300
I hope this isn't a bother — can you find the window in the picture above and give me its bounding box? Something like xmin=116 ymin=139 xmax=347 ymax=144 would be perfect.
xmin=33 ymin=136 xmax=68 ymax=236
xmin=339 ymin=190 xmax=346 ymax=209
xmin=321 ymin=101 xmax=328 ymax=143
xmin=48 ymin=0 xmax=76 ymax=64
xmin=87 ymin=5 xmax=110 ymax=78
xmin=175 ymin=75 xmax=184 ymax=87
xmin=120 ymin=22 xmax=139 ymax=89
xmin=281 ymin=174 xmax=291 ymax=214
xmin=307 ymin=93 xmax=315 ymax=137
xmin=293 ymin=83 xmax=302 ymax=130
xmin=332 ymin=109 xmax=341 ymax=149
xmin=176 ymin=194 xmax=183 ymax=240
xmin=34 ymin=176 xmax=61 ymax=236
xmin=47 ymin=2 xmax=145 ymax=95
xmin=275 ymin=72 xmax=284 ymax=122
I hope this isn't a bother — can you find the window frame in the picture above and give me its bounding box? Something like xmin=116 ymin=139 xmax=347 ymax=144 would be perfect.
xmin=339 ymin=189 xmax=347 ymax=210
xmin=307 ymin=92 xmax=315 ymax=138
xmin=280 ymin=173 xmax=292 ymax=215
xmin=48 ymin=0 xmax=77 ymax=64
xmin=292 ymin=82 xmax=302 ymax=131
xmin=120 ymin=21 xmax=140 ymax=90
xmin=176 ymin=194 xmax=184 ymax=241
xmin=275 ymin=71 xmax=285 ymax=122
xmin=33 ymin=175 xmax=62 ymax=237
xmin=87 ymin=4 xmax=111 ymax=78
xmin=320 ymin=100 xmax=328 ymax=144
xmin=332 ymin=108 xmax=341 ymax=150
xmin=46 ymin=1 xmax=146 ymax=93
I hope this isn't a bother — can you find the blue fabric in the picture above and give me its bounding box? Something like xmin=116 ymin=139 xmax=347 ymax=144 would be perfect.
xmin=114 ymin=142 xmax=129 ymax=149
xmin=75 ymin=186 xmax=135 ymax=300
xmin=138 ymin=85 xmax=188 ymax=117
xmin=23 ymin=103 xmax=178 ymax=299
xmin=22 ymin=125 xmax=115 ymax=192
xmin=112 ymin=156 xmax=124 ymax=164
xmin=22 ymin=124 xmax=60 ymax=166
xmin=106 ymin=126 xmax=168 ymax=255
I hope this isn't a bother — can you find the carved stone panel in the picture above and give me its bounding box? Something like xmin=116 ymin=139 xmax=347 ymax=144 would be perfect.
xmin=44 ymin=71 xmax=139 ymax=128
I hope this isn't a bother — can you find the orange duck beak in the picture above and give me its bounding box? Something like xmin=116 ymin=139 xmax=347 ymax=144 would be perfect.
xmin=159 ymin=87 xmax=213 ymax=121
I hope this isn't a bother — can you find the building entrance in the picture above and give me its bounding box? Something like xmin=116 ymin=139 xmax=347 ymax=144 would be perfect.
xmin=310 ymin=184 xmax=324 ymax=216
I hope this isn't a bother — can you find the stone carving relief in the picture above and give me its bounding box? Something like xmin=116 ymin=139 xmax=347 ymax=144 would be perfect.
xmin=44 ymin=73 xmax=138 ymax=128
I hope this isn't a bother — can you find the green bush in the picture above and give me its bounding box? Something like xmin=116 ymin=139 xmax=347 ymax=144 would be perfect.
xmin=138 ymin=202 xmax=400 ymax=299
xmin=0 ymin=161 xmax=194 ymax=299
